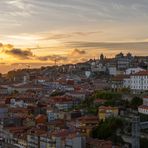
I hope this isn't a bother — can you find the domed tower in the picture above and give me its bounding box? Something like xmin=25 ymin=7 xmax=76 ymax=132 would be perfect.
xmin=127 ymin=52 xmax=132 ymax=59
xmin=100 ymin=53 xmax=104 ymax=61
xmin=115 ymin=52 xmax=124 ymax=59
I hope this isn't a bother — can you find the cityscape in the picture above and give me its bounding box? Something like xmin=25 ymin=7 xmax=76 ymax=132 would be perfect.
xmin=0 ymin=0 xmax=148 ymax=148
xmin=0 ymin=52 xmax=148 ymax=148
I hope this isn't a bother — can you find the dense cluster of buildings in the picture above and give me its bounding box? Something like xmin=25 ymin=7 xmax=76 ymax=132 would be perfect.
xmin=0 ymin=52 xmax=147 ymax=148
xmin=0 ymin=74 xmax=118 ymax=148
xmin=111 ymin=69 xmax=148 ymax=93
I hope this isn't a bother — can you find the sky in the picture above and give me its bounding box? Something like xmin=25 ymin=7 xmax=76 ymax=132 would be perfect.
xmin=0 ymin=0 xmax=148 ymax=73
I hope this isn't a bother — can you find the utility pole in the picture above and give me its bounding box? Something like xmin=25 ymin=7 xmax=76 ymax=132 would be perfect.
xmin=132 ymin=116 xmax=140 ymax=148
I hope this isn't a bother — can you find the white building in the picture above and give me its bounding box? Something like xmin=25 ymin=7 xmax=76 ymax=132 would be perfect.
xmin=10 ymin=99 xmax=27 ymax=108
xmin=138 ymin=96 xmax=148 ymax=115
xmin=0 ymin=105 xmax=8 ymax=119
xmin=27 ymin=134 xmax=40 ymax=148
xmin=108 ymin=67 xmax=117 ymax=76
xmin=0 ymin=86 xmax=8 ymax=95
xmin=143 ymin=96 xmax=148 ymax=106
xmin=125 ymin=67 xmax=145 ymax=75
xmin=47 ymin=110 xmax=59 ymax=122
xmin=55 ymin=102 xmax=73 ymax=111
xmin=91 ymin=62 xmax=106 ymax=73
xmin=27 ymin=131 xmax=85 ymax=148
xmin=130 ymin=71 xmax=148 ymax=93
xmin=66 ymin=92 xmax=86 ymax=101
xmin=113 ymin=70 xmax=148 ymax=93
xmin=123 ymin=76 xmax=131 ymax=88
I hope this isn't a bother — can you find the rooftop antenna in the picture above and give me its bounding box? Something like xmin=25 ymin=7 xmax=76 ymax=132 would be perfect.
xmin=26 ymin=64 xmax=31 ymax=69
xmin=54 ymin=59 xmax=57 ymax=66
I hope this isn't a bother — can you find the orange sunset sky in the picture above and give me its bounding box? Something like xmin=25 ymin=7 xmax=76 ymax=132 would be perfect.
xmin=0 ymin=0 xmax=148 ymax=73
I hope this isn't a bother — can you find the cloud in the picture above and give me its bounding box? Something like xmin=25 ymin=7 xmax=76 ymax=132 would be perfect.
xmin=2 ymin=43 xmax=67 ymax=62
xmin=4 ymin=48 xmax=34 ymax=59
xmin=37 ymin=55 xmax=67 ymax=62
xmin=0 ymin=63 xmax=6 ymax=65
xmin=39 ymin=31 xmax=100 ymax=40
xmin=36 ymin=49 xmax=86 ymax=63
xmin=0 ymin=43 xmax=14 ymax=50
xmin=71 ymin=49 xmax=86 ymax=55
xmin=65 ymin=41 xmax=148 ymax=50
xmin=4 ymin=0 xmax=35 ymax=17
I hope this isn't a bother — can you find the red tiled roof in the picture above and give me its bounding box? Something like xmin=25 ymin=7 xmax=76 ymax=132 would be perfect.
xmin=35 ymin=114 xmax=47 ymax=120
xmin=28 ymin=127 xmax=47 ymax=136
xmin=50 ymin=96 xmax=73 ymax=104
xmin=5 ymin=126 xmax=30 ymax=134
xmin=0 ymin=86 xmax=7 ymax=89
xmin=138 ymin=105 xmax=148 ymax=110
xmin=133 ymin=70 xmax=148 ymax=76
xmin=51 ymin=129 xmax=78 ymax=139
xmin=0 ymin=104 xmax=7 ymax=108
xmin=143 ymin=96 xmax=148 ymax=99
xmin=86 ymin=138 xmax=113 ymax=148
xmin=47 ymin=119 xmax=65 ymax=126
xmin=9 ymin=107 xmax=30 ymax=113
xmin=99 ymin=106 xmax=118 ymax=110
xmin=112 ymin=75 xmax=130 ymax=81
xmin=78 ymin=115 xmax=98 ymax=122
xmin=94 ymin=99 xmax=106 ymax=103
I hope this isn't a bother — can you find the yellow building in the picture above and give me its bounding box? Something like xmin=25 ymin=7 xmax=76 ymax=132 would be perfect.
xmin=98 ymin=106 xmax=119 ymax=121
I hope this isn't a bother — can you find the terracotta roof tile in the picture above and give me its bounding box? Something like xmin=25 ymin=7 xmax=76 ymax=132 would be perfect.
xmin=133 ymin=70 xmax=148 ymax=76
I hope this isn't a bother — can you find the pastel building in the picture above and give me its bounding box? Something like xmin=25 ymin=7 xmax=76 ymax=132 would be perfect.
xmin=130 ymin=71 xmax=148 ymax=93
xmin=98 ymin=106 xmax=119 ymax=121
xmin=0 ymin=105 xmax=8 ymax=119
xmin=47 ymin=110 xmax=59 ymax=122
xmin=138 ymin=96 xmax=148 ymax=115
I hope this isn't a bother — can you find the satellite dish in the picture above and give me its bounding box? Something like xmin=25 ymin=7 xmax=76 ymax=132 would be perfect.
xmin=85 ymin=71 xmax=91 ymax=78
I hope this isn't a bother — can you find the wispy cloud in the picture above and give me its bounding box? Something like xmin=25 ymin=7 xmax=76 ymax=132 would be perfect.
xmin=37 ymin=55 xmax=67 ymax=62
xmin=0 ymin=43 xmax=14 ymax=49
xmin=4 ymin=0 xmax=35 ymax=17
xmin=65 ymin=41 xmax=148 ymax=51
xmin=39 ymin=31 xmax=101 ymax=40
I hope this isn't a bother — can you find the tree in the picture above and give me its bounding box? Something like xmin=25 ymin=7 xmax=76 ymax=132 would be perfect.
xmin=91 ymin=117 xmax=123 ymax=139
xmin=94 ymin=91 xmax=122 ymax=100
xmin=50 ymin=91 xmax=65 ymax=96
xmin=12 ymin=90 xmax=19 ymax=95
xmin=87 ymin=106 xmax=98 ymax=115
xmin=130 ymin=97 xmax=143 ymax=109
xmin=120 ymin=88 xmax=130 ymax=93
xmin=140 ymin=138 xmax=148 ymax=148
xmin=140 ymin=113 xmax=148 ymax=122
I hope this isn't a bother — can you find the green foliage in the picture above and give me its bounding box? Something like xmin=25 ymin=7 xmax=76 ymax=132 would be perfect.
xmin=140 ymin=113 xmax=148 ymax=122
xmin=122 ymin=100 xmax=130 ymax=108
xmin=94 ymin=91 xmax=122 ymax=100
xmin=140 ymin=138 xmax=148 ymax=148
xmin=92 ymin=117 xmax=123 ymax=139
xmin=130 ymin=97 xmax=143 ymax=109
xmin=83 ymin=96 xmax=95 ymax=106
xmin=104 ymin=99 xmax=130 ymax=107
xmin=87 ymin=106 xmax=98 ymax=115
xmin=12 ymin=90 xmax=19 ymax=94
xmin=50 ymin=91 xmax=65 ymax=96
xmin=111 ymin=135 xmax=124 ymax=145
xmin=104 ymin=99 xmax=118 ymax=106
